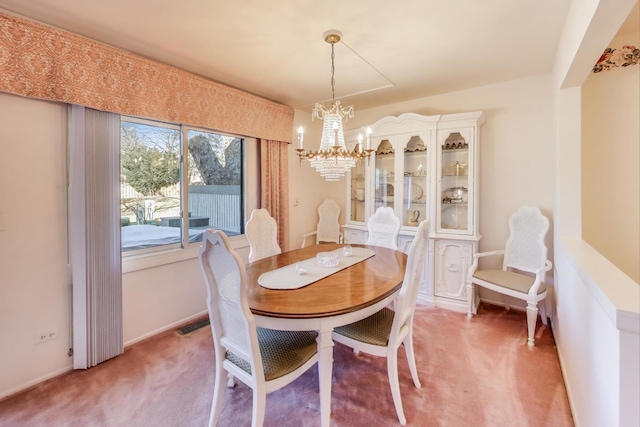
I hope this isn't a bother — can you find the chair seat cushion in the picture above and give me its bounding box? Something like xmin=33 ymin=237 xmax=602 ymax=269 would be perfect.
xmin=227 ymin=328 xmax=318 ymax=381
xmin=473 ymin=269 xmax=546 ymax=294
xmin=333 ymin=307 xmax=395 ymax=346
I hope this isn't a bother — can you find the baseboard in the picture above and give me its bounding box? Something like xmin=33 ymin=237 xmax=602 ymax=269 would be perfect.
xmin=123 ymin=310 xmax=209 ymax=348
xmin=0 ymin=365 xmax=72 ymax=402
xmin=1 ymin=310 xmax=211 ymax=401
xmin=550 ymin=317 xmax=581 ymax=427
xmin=417 ymin=293 xmax=467 ymax=314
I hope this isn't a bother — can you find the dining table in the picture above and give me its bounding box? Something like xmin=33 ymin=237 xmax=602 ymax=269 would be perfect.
xmin=245 ymin=243 xmax=408 ymax=427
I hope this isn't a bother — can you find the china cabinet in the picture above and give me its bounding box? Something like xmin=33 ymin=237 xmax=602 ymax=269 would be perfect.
xmin=343 ymin=112 xmax=484 ymax=312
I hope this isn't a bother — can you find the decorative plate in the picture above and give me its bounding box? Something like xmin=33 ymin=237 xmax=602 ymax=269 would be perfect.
xmin=442 ymin=205 xmax=468 ymax=229
xmin=410 ymin=183 xmax=423 ymax=201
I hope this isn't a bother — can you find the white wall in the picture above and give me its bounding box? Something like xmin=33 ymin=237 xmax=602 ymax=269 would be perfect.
xmin=0 ymin=93 xmax=72 ymax=398
xmin=581 ymin=30 xmax=640 ymax=283
xmin=552 ymin=1 xmax=639 ymax=426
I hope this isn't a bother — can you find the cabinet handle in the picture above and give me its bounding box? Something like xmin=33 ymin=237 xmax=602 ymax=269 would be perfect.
xmin=448 ymin=263 xmax=459 ymax=272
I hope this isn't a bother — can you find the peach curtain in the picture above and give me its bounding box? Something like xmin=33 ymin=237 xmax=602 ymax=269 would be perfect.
xmin=0 ymin=11 xmax=293 ymax=142
xmin=260 ymin=139 xmax=290 ymax=252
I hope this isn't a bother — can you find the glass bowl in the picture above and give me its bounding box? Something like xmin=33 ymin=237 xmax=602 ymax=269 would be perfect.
xmin=316 ymin=252 xmax=340 ymax=268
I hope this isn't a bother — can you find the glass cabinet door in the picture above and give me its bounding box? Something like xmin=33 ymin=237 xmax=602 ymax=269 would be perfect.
xmin=440 ymin=132 xmax=470 ymax=232
xmin=402 ymin=135 xmax=427 ymax=227
xmin=373 ymin=138 xmax=395 ymax=212
xmin=349 ymin=160 xmax=366 ymax=222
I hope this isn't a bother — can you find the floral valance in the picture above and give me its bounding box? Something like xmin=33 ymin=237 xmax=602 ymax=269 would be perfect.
xmin=0 ymin=12 xmax=293 ymax=142
xmin=592 ymin=45 xmax=640 ymax=73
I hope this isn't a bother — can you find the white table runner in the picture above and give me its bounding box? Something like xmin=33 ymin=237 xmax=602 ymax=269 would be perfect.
xmin=258 ymin=247 xmax=376 ymax=290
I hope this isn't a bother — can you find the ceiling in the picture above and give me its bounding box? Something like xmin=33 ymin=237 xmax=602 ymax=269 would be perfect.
xmin=0 ymin=1 xmax=637 ymax=112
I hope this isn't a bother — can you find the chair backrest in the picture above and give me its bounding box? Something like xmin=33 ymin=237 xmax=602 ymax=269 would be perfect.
xmin=393 ymin=220 xmax=429 ymax=328
xmin=198 ymin=230 xmax=264 ymax=380
xmin=246 ymin=208 xmax=282 ymax=263
xmin=503 ymin=206 xmax=549 ymax=273
xmin=365 ymin=206 xmax=401 ymax=250
xmin=316 ymin=199 xmax=341 ymax=244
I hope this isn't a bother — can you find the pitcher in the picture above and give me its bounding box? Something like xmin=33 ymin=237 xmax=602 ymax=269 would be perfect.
xmin=407 ymin=209 xmax=420 ymax=226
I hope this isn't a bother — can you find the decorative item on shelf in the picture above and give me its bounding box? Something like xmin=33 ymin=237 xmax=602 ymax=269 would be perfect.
xmin=442 ymin=186 xmax=468 ymax=204
xmin=409 ymin=183 xmax=423 ymax=202
xmin=375 ymin=139 xmax=394 ymax=155
xmin=447 ymin=161 xmax=467 ymax=176
xmin=407 ymin=209 xmax=420 ymax=226
xmin=376 ymin=184 xmax=394 ymax=203
xmin=295 ymin=30 xmax=374 ymax=181
xmin=404 ymin=136 xmax=426 ymax=152
xmin=442 ymin=204 xmax=468 ymax=229
xmin=443 ymin=132 xmax=469 ymax=150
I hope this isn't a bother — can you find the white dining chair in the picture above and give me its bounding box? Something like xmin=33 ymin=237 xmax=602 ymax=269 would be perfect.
xmin=466 ymin=206 xmax=553 ymax=347
xmin=245 ymin=208 xmax=282 ymax=262
xmin=365 ymin=206 xmax=401 ymax=250
xmin=333 ymin=219 xmax=429 ymax=425
xmin=301 ymin=199 xmax=343 ymax=248
xmin=198 ymin=229 xmax=319 ymax=427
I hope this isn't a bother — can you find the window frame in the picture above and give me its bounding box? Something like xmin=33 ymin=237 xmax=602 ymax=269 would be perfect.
xmin=121 ymin=116 xmax=257 ymax=273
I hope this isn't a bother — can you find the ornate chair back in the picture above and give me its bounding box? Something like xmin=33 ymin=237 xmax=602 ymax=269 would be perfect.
xmin=246 ymin=208 xmax=282 ymax=262
xmin=365 ymin=206 xmax=401 ymax=250
xmin=503 ymin=206 xmax=550 ymax=273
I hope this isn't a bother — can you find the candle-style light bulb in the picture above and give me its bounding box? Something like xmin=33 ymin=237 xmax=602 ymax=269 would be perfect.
xmin=297 ymin=126 xmax=304 ymax=149
xmin=358 ymin=134 xmax=363 ymax=153
xmin=366 ymin=127 xmax=372 ymax=150
xmin=332 ymin=122 xmax=339 ymax=145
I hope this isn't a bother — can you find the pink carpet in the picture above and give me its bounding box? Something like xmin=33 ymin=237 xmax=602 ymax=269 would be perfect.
xmin=0 ymin=304 xmax=573 ymax=426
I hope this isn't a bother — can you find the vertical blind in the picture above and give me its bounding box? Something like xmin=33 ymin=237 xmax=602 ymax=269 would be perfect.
xmin=69 ymin=106 xmax=123 ymax=368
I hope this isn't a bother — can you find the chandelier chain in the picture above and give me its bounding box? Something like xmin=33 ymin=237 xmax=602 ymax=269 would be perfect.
xmin=330 ymin=42 xmax=336 ymax=104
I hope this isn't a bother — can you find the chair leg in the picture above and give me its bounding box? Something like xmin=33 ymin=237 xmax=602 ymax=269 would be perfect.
xmin=466 ymin=281 xmax=476 ymax=318
xmin=227 ymin=372 xmax=235 ymax=388
xmin=525 ymin=303 xmax=538 ymax=347
xmin=403 ymin=323 xmax=421 ymax=389
xmin=251 ymin=385 xmax=266 ymax=427
xmin=387 ymin=349 xmax=407 ymax=426
xmin=539 ymin=300 xmax=548 ymax=326
xmin=209 ymin=365 xmax=226 ymax=427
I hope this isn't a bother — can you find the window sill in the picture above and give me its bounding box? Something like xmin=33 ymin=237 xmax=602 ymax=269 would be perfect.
xmin=122 ymin=234 xmax=249 ymax=273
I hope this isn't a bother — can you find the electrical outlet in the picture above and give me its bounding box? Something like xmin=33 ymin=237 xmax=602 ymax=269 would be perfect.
xmin=35 ymin=329 xmax=59 ymax=345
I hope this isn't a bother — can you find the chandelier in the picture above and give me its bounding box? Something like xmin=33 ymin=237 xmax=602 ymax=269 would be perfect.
xmin=296 ymin=30 xmax=373 ymax=181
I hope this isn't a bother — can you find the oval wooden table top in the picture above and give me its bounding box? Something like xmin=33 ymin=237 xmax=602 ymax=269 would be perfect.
xmin=246 ymin=244 xmax=407 ymax=319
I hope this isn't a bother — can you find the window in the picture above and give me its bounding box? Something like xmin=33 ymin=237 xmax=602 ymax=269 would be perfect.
xmin=120 ymin=117 xmax=244 ymax=254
